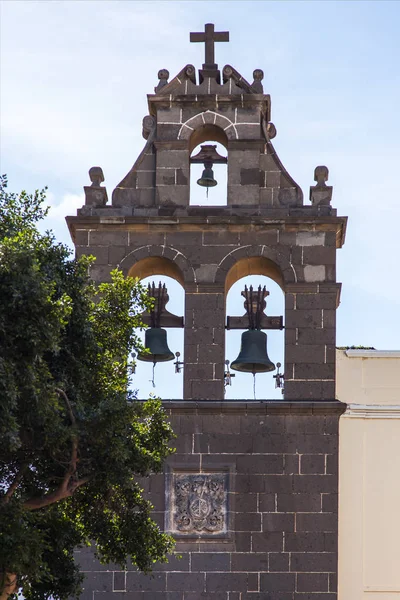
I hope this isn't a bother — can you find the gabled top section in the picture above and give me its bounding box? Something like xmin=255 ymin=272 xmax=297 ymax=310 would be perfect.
xmin=79 ymin=24 xmax=337 ymax=218
xmin=150 ymin=22 xmax=267 ymax=110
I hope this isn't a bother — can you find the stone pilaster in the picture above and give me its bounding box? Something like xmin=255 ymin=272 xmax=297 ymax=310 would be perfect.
xmin=184 ymin=285 xmax=225 ymax=400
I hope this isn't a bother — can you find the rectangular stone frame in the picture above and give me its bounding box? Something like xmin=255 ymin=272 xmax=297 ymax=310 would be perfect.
xmin=165 ymin=462 xmax=236 ymax=543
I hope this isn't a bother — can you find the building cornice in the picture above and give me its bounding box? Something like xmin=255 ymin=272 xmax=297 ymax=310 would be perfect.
xmin=344 ymin=350 xmax=400 ymax=358
xmin=343 ymin=403 xmax=400 ymax=418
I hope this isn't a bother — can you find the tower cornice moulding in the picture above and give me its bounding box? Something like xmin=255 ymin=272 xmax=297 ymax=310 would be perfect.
xmin=343 ymin=403 xmax=400 ymax=419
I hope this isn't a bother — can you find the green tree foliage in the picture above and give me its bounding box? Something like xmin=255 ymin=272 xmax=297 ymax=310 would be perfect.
xmin=0 ymin=176 xmax=175 ymax=599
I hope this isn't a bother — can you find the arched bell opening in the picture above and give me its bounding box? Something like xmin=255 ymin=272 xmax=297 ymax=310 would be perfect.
xmin=128 ymin=256 xmax=185 ymax=287
xmin=225 ymin=273 xmax=285 ymax=400
xmin=225 ymin=255 xmax=285 ymax=295
xmin=127 ymin=258 xmax=185 ymax=400
xmin=189 ymin=125 xmax=228 ymax=206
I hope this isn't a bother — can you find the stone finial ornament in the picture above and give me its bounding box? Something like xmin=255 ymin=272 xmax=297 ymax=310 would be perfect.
xmin=252 ymin=69 xmax=264 ymax=93
xmin=309 ymin=165 xmax=332 ymax=206
xmin=222 ymin=65 xmax=233 ymax=79
xmin=314 ymin=165 xmax=329 ymax=186
xmin=185 ymin=64 xmax=196 ymax=79
xmin=89 ymin=166 xmax=104 ymax=187
xmin=84 ymin=166 xmax=108 ymax=206
xmin=142 ymin=115 xmax=156 ymax=140
xmin=155 ymin=69 xmax=170 ymax=93
xmin=266 ymin=122 xmax=277 ymax=139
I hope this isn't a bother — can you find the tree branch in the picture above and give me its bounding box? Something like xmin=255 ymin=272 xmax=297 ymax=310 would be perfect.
xmin=0 ymin=572 xmax=17 ymax=600
xmin=23 ymin=476 xmax=91 ymax=510
xmin=55 ymin=387 xmax=76 ymax=426
xmin=55 ymin=387 xmax=78 ymax=488
xmin=22 ymin=388 xmax=91 ymax=511
xmin=1 ymin=465 xmax=28 ymax=505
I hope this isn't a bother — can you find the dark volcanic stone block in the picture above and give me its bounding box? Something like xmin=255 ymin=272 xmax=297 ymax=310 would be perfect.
xmin=82 ymin=572 xmax=113 ymax=592
xmin=290 ymin=552 xmax=337 ymax=572
xmin=297 ymin=572 xmax=330 ymax=592
xmin=231 ymin=553 xmax=269 ymax=572
xmin=252 ymin=531 xmax=284 ymax=552
xmin=269 ymin=552 xmax=290 ymax=572
xmin=236 ymin=454 xmax=284 ymax=474
xmin=191 ymin=553 xmax=231 ymax=572
xmin=262 ymin=513 xmax=295 ymax=532
xmin=277 ymin=493 xmax=321 ymax=513
xmin=293 ymin=595 xmax=336 ymax=600
xmin=284 ymin=532 xmax=326 ymax=552
xmin=126 ymin=572 xmax=166 ymax=592
xmin=300 ymin=454 xmax=326 ymax=474
xmin=206 ymin=572 xmax=248 ymax=592
xmin=235 ymin=512 xmax=262 ymax=531
xmin=296 ymin=513 xmax=337 ymax=533
xmin=322 ymin=493 xmax=338 ymax=513
xmin=167 ymin=572 xmax=205 ymax=592
xmin=242 ymin=595 xmax=293 ymax=600
xmin=293 ymin=475 xmax=337 ymax=494
xmin=184 ymin=594 xmax=228 ymax=600
xmin=260 ymin=572 xmax=296 ymax=591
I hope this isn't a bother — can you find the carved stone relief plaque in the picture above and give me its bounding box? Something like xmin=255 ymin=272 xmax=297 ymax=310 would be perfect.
xmin=168 ymin=472 xmax=228 ymax=536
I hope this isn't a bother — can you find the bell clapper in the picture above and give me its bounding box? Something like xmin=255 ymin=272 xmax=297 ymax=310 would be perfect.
xmin=150 ymin=362 xmax=156 ymax=388
xmin=224 ymin=359 xmax=235 ymax=390
xmin=252 ymin=372 xmax=257 ymax=400
xmin=274 ymin=361 xmax=284 ymax=392
xmin=174 ymin=351 xmax=184 ymax=374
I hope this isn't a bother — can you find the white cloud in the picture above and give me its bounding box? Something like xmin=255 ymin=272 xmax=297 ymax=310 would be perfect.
xmin=38 ymin=192 xmax=84 ymax=248
xmin=46 ymin=192 xmax=84 ymax=221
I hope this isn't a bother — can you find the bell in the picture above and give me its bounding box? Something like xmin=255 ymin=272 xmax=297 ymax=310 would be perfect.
xmin=197 ymin=165 xmax=218 ymax=189
xmin=231 ymin=329 xmax=275 ymax=374
xmin=137 ymin=328 xmax=175 ymax=363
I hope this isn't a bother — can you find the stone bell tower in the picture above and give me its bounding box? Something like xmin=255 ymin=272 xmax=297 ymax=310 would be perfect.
xmin=67 ymin=23 xmax=347 ymax=600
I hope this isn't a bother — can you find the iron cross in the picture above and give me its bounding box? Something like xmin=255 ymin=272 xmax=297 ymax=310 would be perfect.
xmin=190 ymin=23 xmax=229 ymax=69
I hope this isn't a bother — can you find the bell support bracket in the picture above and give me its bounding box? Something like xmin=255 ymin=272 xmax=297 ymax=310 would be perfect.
xmin=226 ymin=285 xmax=283 ymax=330
xmin=190 ymin=145 xmax=227 ymax=164
xmin=140 ymin=282 xmax=184 ymax=328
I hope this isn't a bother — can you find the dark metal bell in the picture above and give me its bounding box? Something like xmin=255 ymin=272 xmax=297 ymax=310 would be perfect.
xmin=197 ymin=165 xmax=217 ymax=188
xmin=231 ymin=329 xmax=275 ymax=374
xmin=137 ymin=328 xmax=175 ymax=363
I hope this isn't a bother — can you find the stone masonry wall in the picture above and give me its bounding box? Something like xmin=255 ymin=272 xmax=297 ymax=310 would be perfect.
xmin=74 ymin=402 xmax=343 ymax=600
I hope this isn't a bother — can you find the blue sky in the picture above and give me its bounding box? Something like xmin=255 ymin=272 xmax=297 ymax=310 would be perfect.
xmin=1 ymin=1 xmax=400 ymax=399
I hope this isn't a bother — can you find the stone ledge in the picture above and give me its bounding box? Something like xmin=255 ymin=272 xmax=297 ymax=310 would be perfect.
xmin=156 ymin=399 xmax=346 ymax=415
xmin=67 ymin=214 xmax=347 ymax=230
xmin=69 ymin=207 xmax=343 ymax=221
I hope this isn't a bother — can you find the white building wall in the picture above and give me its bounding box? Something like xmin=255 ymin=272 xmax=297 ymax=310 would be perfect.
xmin=337 ymin=349 xmax=400 ymax=600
